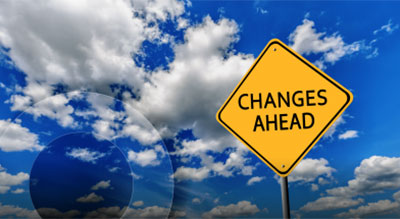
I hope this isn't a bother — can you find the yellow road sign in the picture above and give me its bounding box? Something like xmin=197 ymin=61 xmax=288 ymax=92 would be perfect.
xmin=216 ymin=39 xmax=353 ymax=177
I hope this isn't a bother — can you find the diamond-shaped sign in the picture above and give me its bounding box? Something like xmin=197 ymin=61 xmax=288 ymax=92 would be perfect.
xmin=216 ymin=39 xmax=352 ymax=177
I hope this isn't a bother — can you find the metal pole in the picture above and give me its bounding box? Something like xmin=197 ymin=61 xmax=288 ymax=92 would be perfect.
xmin=281 ymin=176 xmax=290 ymax=219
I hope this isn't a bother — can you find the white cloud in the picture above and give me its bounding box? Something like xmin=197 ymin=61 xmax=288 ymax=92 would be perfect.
xmin=37 ymin=208 xmax=80 ymax=218
xmin=374 ymin=19 xmax=399 ymax=35
xmin=0 ymin=0 xmax=186 ymax=134
xmin=0 ymin=0 xmax=184 ymax=101
xmin=128 ymin=149 xmax=160 ymax=167
xmin=0 ymin=169 xmax=29 ymax=194
xmin=0 ymin=203 xmax=39 ymax=218
xmin=300 ymin=196 xmax=364 ymax=212
xmin=173 ymin=167 xmax=210 ymax=182
xmin=247 ymin=176 xmax=265 ymax=186
xmin=394 ymin=190 xmax=400 ymax=203
xmin=1 ymin=0 xmax=255 ymax=182
xmin=132 ymin=201 xmax=144 ymax=207
xmin=126 ymin=15 xmax=256 ymax=180
xmin=86 ymin=206 xmax=125 ymax=218
xmin=202 ymin=201 xmax=260 ymax=218
xmin=336 ymin=200 xmax=399 ymax=218
xmin=91 ymin=180 xmax=111 ymax=191
xmin=192 ymin=198 xmax=201 ymax=204
xmin=123 ymin=206 xmax=181 ymax=218
xmin=289 ymin=158 xmax=335 ymax=183
xmin=311 ymin=184 xmax=319 ymax=192
xmin=323 ymin=115 xmax=346 ymax=139
xmin=338 ymin=130 xmax=359 ymax=140
xmin=66 ymin=148 xmax=106 ymax=164
xmin=327 ymin=156 xmax=400 ymax=197
xmin=301 ymin=156 xmax=400 ymax=215
xmin=11 ymin=188 xmax=24 ymax=194
xmin=76 ymin=192 xmax=104 ymax=203
xmin=0 ymin=120 xmax=44 ymax=152
xmin=289 ymin=19 xmax=371 ymax=69
xmin=256 ymin=7 xmax=268 ymax=14
xmin=108 ymin=167 xmax=120 ymax=173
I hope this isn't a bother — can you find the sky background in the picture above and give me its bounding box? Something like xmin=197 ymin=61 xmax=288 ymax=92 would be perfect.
xmin=0 ymin=0 xmax=400 ymax=218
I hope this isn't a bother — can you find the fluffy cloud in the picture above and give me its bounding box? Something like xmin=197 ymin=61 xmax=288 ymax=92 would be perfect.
xmin=335 ymin=200 xmax=399 ymax=218
xmin=0 ymin=120 xmax=44 ymax=152
xmin=86 ymin=206 xmax=125 ymax=218
xmin=130 ymin=16 xmax=253 ymax=143
xmin=66 ymin=148 xmax=106 ymax=164
xmin=327 ymin=156 xmax=400 ymax=197
xmin=123 ymin=206 xmax=183 ymax=218
xmin=289 ymin=158 xmax=335 ymax=183
xmin=0 ymin=203 xmax=39 ymax=218
xmin=128 ymin=145 xmax=165 ymax=167
xmin=91 ymin=180 xmax=111 ymax=191
xmin=0 ymin=0 xmax=185 ymax=104
xmin=76 ymin=192 xmax=104 ymax=203
xmin=11 ymin=188 xmax=24 ymax=194
xmin=37 ymin=208 xmax=80 ymax=218
xmin=247 ymin=176 xmax=265 ymax=186
xmin=0 ymin=169 xmax=29 ymax=194
xmin=202 ymin=201 xmax=259 ymax=218
xmin=132 ymin=201 xmax=144 ymax=207
xmin=338 ymin=130 xmax=359 ymax=140
xmin=300 ymin=196 xmax=364 ymax=212
xmin=289 ymin=19 xmax=371 ymax=69
xmin=173 ymin=167 xmax=210 ymax=182
xmin=192 ymin=198 xmax=201 ymax=204
xmin=10 ymin=92 xmax=76 ymax=128
xmin=300 ymin=156 xmax=400 ymax=215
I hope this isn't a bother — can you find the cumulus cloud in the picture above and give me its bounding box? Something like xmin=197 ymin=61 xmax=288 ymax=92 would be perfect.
xmin=173 ymin=166 xmax=210 ymax=182
xmin=66 ymin=148 xmax=106 ymax=164
xmin=37 ymin=208 xmax=80 ymax=218
xmin=300 ymin=196 xmax=364 ymax=212
xmin=327 ymin=156 xmax=400 ymax=197
xmin=132 ymin=201 xmax=144 ymax=207
xmin=0 ymin=120 xmax=44 ymax=152
xmin=127 ymin=15 xmax=255 ymax=180
xmin=91 ymin=180 xmax=111 ymax=191
xmin=0 ymin=203 xmax=39 ymax=218
xmin=123 ymin=206 xmax=183 ymax=218
xmin=289 ymin=19 xmax=372 ymax=69
xmin=0 ymin=169 xmax=29 ymax=194
xmin=128 ymin=145 xmax=166 ymax=167
xmin=76 ymin=192 xmax=104 ymax=203
xmin=289 ymin=158 xmax=335 ymax=183
xmin=0 ymin=0 xmax=185 ymax=104
xmin=192 ymin=198 xmax=201 ymax=204
xmin=335 ymin=200 xmax=399 ymax=218
xmin=300 ymin=156 xmax=400 ymax=215
xmin=86 ymin=206 xmax=125 ymax=218
xmin=247 ymin=176 xmax=265 ymax=186
xmin=202 ymin=201 xmax=259 ymax=218
xmin=11 ymin=188 xmax=24 ymax=194
xmin=11 ymin=93 xmax=77 ymax=128
xmin=338 ymin=130 xmax=359 ymax=140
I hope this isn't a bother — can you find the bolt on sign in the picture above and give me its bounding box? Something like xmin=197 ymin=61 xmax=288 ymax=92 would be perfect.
xmin=216 ymin=39 xmax=353 ymax=177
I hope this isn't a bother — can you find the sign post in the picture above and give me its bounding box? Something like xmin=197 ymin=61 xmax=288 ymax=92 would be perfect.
xmin=216 ymin=39 xmax=353 ymax=218
xmin=281 ymin=176 xmax=290 ymax=219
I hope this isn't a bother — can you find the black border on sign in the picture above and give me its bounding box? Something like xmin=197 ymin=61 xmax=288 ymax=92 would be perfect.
xmin=217 ymin=40 xmax=352 ymax=175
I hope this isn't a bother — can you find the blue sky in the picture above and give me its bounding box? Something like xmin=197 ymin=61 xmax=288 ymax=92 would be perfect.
xmin=0 ymin=0 xmax=400 ymax=218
